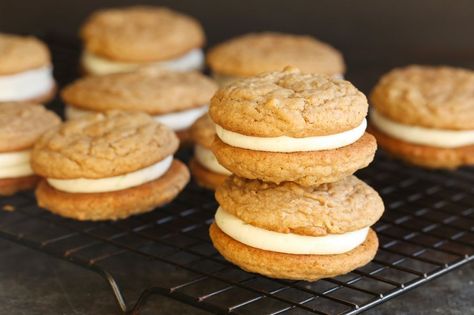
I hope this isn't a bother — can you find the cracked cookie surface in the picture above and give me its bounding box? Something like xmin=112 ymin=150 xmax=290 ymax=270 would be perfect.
xmin=209 ymin=67 xmax=367 ymax=137
xmin=0 ymin=102 xmax=61 ymax=152
xmin=32 ymin=111 xmax=178 ymax=179
xmin=370 ymin=65 xmax=474 ymax=130
xmin=62 ymin=69 xmax=217 ymax=114
xmin=216 ymin=175 xmax=384 ymax=236
xmin=0 ymin=33 xmax=51 ymax=74
xmin=207 ymin=32 xmax=345 ymax=77
xmin=81 ymin=6 xmax=205 ymax=62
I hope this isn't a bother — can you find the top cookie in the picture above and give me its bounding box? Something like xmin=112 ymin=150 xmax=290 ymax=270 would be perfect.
xmin=209 ymin=67 xmax=368 ymax=137
xmin=80 ymin=6 xmax=205 ymax=62
xmin=0 ymin=102 xmax=61 ymax=152
xmin=0 ymin=33 xmax=51 ymax=75
xmin=370 ymin=65 xmax=474 ymax=130
xmin=61 ymin=68 xmax=217 ymax=114
xmin=31 ymin=111 xmax=178 ymax=179
xmin=190 ymin=114 xmax=215 ymax=148
xmin=207 ymin=32 xmax=345 ymax=77
xmin=216 ymin=175 xmax=384 ymax=236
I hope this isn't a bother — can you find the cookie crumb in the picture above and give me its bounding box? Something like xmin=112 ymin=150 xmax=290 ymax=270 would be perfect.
xmin=2 ymin=204 xmax=15 ymax=212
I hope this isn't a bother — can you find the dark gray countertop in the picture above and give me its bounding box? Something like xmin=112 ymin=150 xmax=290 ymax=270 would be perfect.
xmin=0 ymin=238 xmax=472 ymax=315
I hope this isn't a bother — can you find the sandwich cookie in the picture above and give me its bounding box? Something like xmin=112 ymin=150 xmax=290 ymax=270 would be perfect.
xmin=0 ymin=102 xmax=61 ymax=195
xmin=0 ymin=33 xmax=55 ymax=102
xmin=210 ymin=67 xmax=377 ymax=186
xmin=210 ymin=175 xmax=383 ymax=281
xmin=370 ymin=65 xmax=474 ymax=168
xmin=189 ymin=114 xmax=231 ymax=189
xmin=80 ymin=6 xmax=205 ymax=75
xmin=61 ymin=68 xmax=217 ymax=141
xmin=32 ymin=111 xmax=189 ymax=221
xmin=207 ymin=32 xmax=345 ymax=85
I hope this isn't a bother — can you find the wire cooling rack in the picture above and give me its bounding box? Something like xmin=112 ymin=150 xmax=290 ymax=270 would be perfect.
xmin=0 ymin=36 xmax=472 ymax=315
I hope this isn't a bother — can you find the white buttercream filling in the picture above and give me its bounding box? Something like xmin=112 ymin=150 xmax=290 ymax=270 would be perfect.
xmin=0 ymin=66 xmax=54 ymax=101
xmin=65 ymin=104 xmax=207 ymax=131
xmin=81 ymin=49 xmax=204 ymax=75
xmin=215 ymin=119 xmax=366 ymax=152
xmin=371 ymin=109 xmax=474 ymax=148
xmin=153 ymin=106 xmax=208 ymax=131
xmin=215 ymin=207 xmax=369 ymax=255
xmin=47 ymin=155 xmax=172 ymax=193
xmin=0 ymin=150 xmax=34 ymax=178
xmin=194 ymin=144 xmax=231 ymax=175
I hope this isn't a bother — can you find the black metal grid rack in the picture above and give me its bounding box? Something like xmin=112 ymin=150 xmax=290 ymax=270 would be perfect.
xmin=0 ymin=37 xmax=472 ymax=315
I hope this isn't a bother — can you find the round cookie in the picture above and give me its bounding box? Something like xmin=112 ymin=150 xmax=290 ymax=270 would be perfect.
xmin=81 ymin=6 xmax=204 ymax=62
xmin=210 ymin=223 xmax=378 ymax=281
xmin=207 ymin=32 xmax=345 ymax=78
xmin=0 ymin=33 xmax=56 ymax=102
xmin=190 ymin=114 xmax=229 ymax=189
xmin=62 ymin=68 xmax=217 ymax=142
xmin=369 ymin=65 xmax=474 ymax=168
xmin=210 ymin=67 xmax=366 ymax=137
xmin=212 ymin=133 xmax=375 ymax=186
xmin=36 ymin=160 xmax=189 ymax=221
xmin=371 ymin=65 xmax=474 ymax=130
xmin=216 ymin=175 xmax=384 ymax=236
xmin=368 ymin=126 xmax=474 ymax=169
xmin=210 ymin=67 xmax=375 ymax=185
xmin=32 ymin=111 xmax=189 ymax=220
xmin=0 ymin=102 xmax=61 ymax=195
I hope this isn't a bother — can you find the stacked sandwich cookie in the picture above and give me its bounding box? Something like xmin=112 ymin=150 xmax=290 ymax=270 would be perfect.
xmin=61 ymin=68 xmax=217 ymax=142
xmin=208 ymin=67 xmax=384 ymax=281
xmin=31 ymin=111 xmax=189 ymax=221
xmin=0 ymin=33 xmax=56 ymax=102
xmin=189 ymin=114 xmax=231 ymax=189
xmin=0 ymin=103 xmax=60 ymax=195
xmin=80 ymin=6 xmax=205 ymax=75
xmin=369 ymin=65 xmax=474 ymax=169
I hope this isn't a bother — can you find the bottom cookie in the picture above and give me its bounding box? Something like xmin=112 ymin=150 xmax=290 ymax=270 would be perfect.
xmin=0 ymin=175 xmax=40 ymax=196
xmin=189 ymin=158 xmax=228 ymax=190
xmin=209 ymin=223 xmax=378 ymax=281
xmin=36 ymin=160 xmax=190 ymax=221
xmin=369 ymin=126 xmax=474 ymax=169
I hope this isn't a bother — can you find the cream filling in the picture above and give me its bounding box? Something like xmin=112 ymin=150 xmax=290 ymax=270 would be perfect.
xmin=371 ymin=109 xmax=474 ymax=148
xmin=212 ymin=73 xmax=344 ymax=86
xmin=0 ymin=66 xmax=54 ymax=101
xmin=47 ymin=155 xmax=172 ymax=193
xmin=81 ymin=49 xmax=204 ymax=75
xmin=194 ymin=144 xmax=231 ymax=175
xmin=0 ymin=150 xmax=34 ymax=178
xmin=215 ymin=119 xmax=366 ymax=152
xmin=65 ymin=104 xmax=207 ymax=131
xmin=215 ymin=207 xmax=369 ymax=255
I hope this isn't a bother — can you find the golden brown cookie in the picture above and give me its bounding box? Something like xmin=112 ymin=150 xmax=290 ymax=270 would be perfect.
xmin=189 ymin=158 xmax=227 ymax=190
xmin=32 ymin=111 xmax=178 ymax=179
xmin=370 ymin=65 xmax=474 ymax=130
xmin=207 ymin=32 xmax=345 ymax=78
xmin=61 ymin=69 xmax=217 ymax=115
xmin=0 ymin=33 xmax=51 ymax=74
xmin=210 ymin=223 xmax=378 ymax=281
xmin=190 ymin=114 xmax=215 ymax=149
xmin=216 ymin=175 xmax=384 ymax=236
xmin=212 ymin=133 xmax=376 ymax=186
xmin=0 ymin=102 xmax=61 ymax=152
xmin=81 ymin=6 xmax=205 ymax=62
xmin=36 ymin=160 xmax=189 ymax=221
xmin=369 ymin=125 xmax=474 ymax=169
xmin=0 ymin=175 xmax=40 ymax=196
xmin=209 ymin=67 xmax=367 ymax=137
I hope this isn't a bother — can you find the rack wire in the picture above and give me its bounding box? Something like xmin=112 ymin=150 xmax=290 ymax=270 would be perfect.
xmin=0 ymin=36 xmax=472 ymax=314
